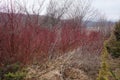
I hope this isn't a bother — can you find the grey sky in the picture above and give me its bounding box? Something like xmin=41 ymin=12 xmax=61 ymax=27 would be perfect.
xmin=1 ymin=0 xmax=120 ymax=21
xmin=26 ymin=0 xmax=120 ymax=21
xmin=92 ymin=0 xmax=120 ymax=21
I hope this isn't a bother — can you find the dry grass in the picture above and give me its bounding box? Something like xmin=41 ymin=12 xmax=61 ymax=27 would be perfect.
xmin=25 ymin=48 xmax=101 ymax=80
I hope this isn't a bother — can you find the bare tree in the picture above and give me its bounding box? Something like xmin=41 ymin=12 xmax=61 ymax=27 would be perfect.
xmin=42 ymin=0 xmax=72 ymax=28
xmin=43 ymin=0 xmax=98 ymax=59
xmin=64 ymin=0 xmax=97 ymax=29
xmin=96 ymin=14 xmax=113 ymax=38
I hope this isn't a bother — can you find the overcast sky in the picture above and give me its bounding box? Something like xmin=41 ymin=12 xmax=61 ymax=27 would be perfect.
xmin=1 ymin=0 xmax=120 ymax=21
xmin=27 ymin=0 xmax=120 ymax=21
xmin=92 ymin=0 xmax=120 ymax=21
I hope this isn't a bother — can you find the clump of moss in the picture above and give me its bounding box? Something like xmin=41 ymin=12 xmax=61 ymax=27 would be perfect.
xmin=4 ymin=71 xmax=26 ymax=80
xmin=0 ymin=63 xmax=26 ymax=80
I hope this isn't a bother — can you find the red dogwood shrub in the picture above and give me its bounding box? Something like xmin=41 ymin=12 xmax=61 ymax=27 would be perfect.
xmin=0 ymin=13 xmax=104 ymax=65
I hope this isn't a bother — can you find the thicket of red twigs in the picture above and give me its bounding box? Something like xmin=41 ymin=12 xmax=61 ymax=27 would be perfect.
xmin=0 ymin=13 xmax=104 ymax=65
